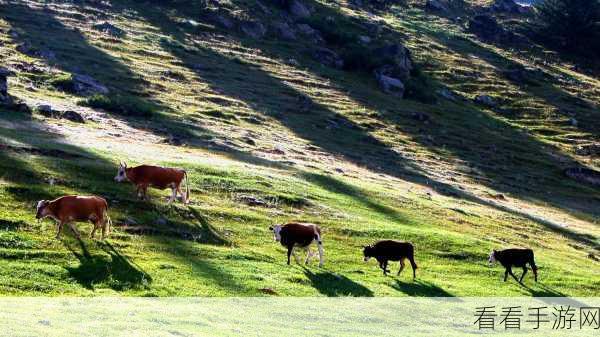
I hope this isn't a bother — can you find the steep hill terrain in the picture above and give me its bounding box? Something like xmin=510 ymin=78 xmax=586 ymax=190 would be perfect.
xmin=0 ymin=0 xmax=598 ymax=296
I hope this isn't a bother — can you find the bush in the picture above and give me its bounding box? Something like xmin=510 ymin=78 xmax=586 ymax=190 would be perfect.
xmin=403 ymin=67 xmax=438 ymax=104
xmin=49 ymin=74 xmax=76 ymax=93
xmin=532 ymin=0 xmax=600 ymax=53
xmin=79 ymin=94 xmax=156 ymax=117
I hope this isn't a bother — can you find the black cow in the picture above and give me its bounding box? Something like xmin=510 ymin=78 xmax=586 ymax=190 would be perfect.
xmin=269 ymin=222 xmax=324 ymax=267
xmin=489 ymin=248 xmax=538 ymax=284
xmin=363 ymin=240 xmax=417 ymax=278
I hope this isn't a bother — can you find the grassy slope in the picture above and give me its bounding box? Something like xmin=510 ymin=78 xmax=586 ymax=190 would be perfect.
xmin=0 ymin=0 xmax=598 ymax=296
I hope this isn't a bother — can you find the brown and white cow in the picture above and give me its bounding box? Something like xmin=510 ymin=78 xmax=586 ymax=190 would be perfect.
xmin=36 ymin=195 xmax=112 ymax=239
xmin=269 ymin=222 xmax=324 ymax=267
xmin=114 ymin=162 xmax=190 ymax=204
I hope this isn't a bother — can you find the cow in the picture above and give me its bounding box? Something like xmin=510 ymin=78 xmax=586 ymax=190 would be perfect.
xmin=363 ymin=240 xmax=417 ymax=278
xmin=35 ymin=195 xmax=112 ymax=240
xmin=489 ymin=248 xmax=538 ymax=284
xmin=114 ymin=162 xmax=190 ymax=204
xmin=269 ymin=222 xmax=324 ymax=267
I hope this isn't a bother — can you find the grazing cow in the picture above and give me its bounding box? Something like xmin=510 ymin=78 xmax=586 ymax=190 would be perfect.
xmin=489 ymin=248 xmax=538 ymax=284
xmin=269 ymin=222 xmax=324 ymax=267
xmin=35 ymin=195 xmax=112 ymax=239
xmin=114 ymin=162 xmax=190 ymax=204
xmin=363 ymin=240 xmax=417 ymax=278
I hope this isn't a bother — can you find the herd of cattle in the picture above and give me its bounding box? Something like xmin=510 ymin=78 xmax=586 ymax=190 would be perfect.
xmin=33 ymin=163 xmax=539 ymax=285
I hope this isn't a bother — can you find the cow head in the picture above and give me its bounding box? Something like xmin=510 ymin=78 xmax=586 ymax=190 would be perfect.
xmin=363 ymin=245 xmax=374 ymax=262
xmin=35 ymin=200 xmax=50 ymax=220
xmin=488 ymin=250 xmax=497 ymax=266
xmin=114 ymin=161 xmax=128 ymax=182
xmin=269 ymin=224 xmax=282 ymax=242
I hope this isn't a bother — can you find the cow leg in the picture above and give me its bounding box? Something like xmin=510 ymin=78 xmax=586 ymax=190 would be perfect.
xmin=136 ymin=185 xmax=143 ymax=199
xmin=90 ymin=223 xmax=98 ymax=238
xmin=504 ymin=268 xmax=509 ymax=282
xmin=286 ymin=245 xmax=293 ymax=265
xmin=168 ymin=185 xmax=177 ymax=204
xmin=101 ymin=219 xmax=107 ymax=240
xmin=317 ymin=242 xmax=324 ymax=267
xmin=305 ymin=247 xmax=313 ymax=265
xmin=292 ymin=247 xmax=301 ymax=265
xmin=55 ymin=221 xmax=64 ymax=239
xmin=68 ymin=223 xmax=81 ymax=240
xmin=383 ymin=260 xmax=389 ymax=275
xmin=143 ymin=186 xmax=150 ymax=201
xmin=507 ymin=267 xmax=520 ymax=283
xmin=519 ymin=267 xmax=527 ymax=284
xmin=398 ymin=259 xmax=405 ymax=276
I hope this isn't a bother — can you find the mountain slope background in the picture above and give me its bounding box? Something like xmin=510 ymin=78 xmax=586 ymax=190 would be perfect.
xmin=0 ymin=0 xmax=598 ymax=296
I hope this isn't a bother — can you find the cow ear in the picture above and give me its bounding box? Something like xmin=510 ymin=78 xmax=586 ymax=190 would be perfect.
xmin=268 ymin=226 xmax=273 ymax=231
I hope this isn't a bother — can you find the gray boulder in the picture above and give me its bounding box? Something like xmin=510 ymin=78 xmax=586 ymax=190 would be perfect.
xmin=72 ymin=74 xmax=109 ymax=96
xmin=372 ymin=44 xmax=413 ymax=81
xmin=92 ymin=22 xmax=125 ymax=38
xmin=310 ymin=47 xmax=344 ymax=69
xmin=576 ymin=144 xmax=600 ymax=157
xmin=375 ymin=71 xmax=405 ymax=97
xmin=0 ymin=67 xmax=11 ymax=104
xmin=36 ymin=104 xmax=54 ymax=117
xmin=490 ymin=0 xmax=532 ymax=14
xmin=475 ymin=95 xmax=497 ymax=107
xmin=61 ymin=110 xmax=85 ymax=123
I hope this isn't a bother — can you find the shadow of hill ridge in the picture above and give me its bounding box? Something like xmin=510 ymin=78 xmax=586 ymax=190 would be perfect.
xmin=132 ymin=1 xmax=599 ymax=250
xmin=303 ymin=268 xmax=374 ymax=297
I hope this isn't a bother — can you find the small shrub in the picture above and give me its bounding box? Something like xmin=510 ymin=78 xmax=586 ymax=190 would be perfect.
xmin=79 ymin=94 xmax=156 ymax=117
xmin=404 ymin=67 xmax=438 ymax=104
xmin=49 ymin=74 xmax=76 ymax=93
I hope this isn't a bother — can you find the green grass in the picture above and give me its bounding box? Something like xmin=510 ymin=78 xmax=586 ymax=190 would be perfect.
xmin=0 ymin=0 xmax=597 ymax=297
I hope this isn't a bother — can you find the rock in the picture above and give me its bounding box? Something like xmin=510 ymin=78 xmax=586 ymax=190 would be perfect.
xmin=61 ymin=110 xmax=85 ymax=123
xmin=17 ymin=43 xmax=56 ymax=60
xmin=161 ymin=134 xmax=185 ymax=146
xmin=474 ymin=95 xmax=497 ymax=107
xmin=13 ymin=102 xmax=32 ymax=114
xmin=0 ymin=68 xmax=10 ymax=104
xmin=467 ymin=14 xmax=504 ymax=42
xmin=569 ymin=118 xmax=578 ymax=127
xmin=238 ymin=195 xmax=268 ymax=207
xmin=437 ymin=88 xmax=457 ymax=101
xmin=372 ymin=44 xmax=413 ymax=81
xmin=426 ymin=0 xmax=449 ymax=12
xmin=273 ymin=21 xmax=297 ymax=40
xmin=240 ymin=21 xmax=267 ymax=39
xmin=564 ymin=167 xmax=600 ymax=187
xmin=242 ymin=136 xmax=256 ymax=146
xmin=296 ymin=24 xmax=324 ymax=44
xmin=36 ymin=104 xmax=54 ymax=117
xmin=358 ymin=35 xmax=371 ymax=44
xmin=288 ymin=0 xmax=311 ymax=19
xmin=575 ymin=144 xmax=600 ymax=157
xmin=155 ymin=217 xmax=168 ymax=226
xmin=310 ymin=47 xmax=344 ymax=69
xmin=374 ymin=71 xmax=405 ymax=97
xmin=92 ymin=21 xmax=125 ymax=37
xmin=72 ymin=74 xmax=109 ymax=95
xmin=12 ymin=61 xmax=47 ymax=74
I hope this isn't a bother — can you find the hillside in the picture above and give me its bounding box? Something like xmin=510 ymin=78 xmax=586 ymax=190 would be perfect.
xmin=0 ymin=0 xmax=598 ymax=296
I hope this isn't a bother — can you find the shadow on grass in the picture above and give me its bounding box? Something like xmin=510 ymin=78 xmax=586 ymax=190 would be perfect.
xmin=303 ymin=268 xmax=374 ymax=297
xmin=64 ymin=239 xmax=151 ymax=291
xmin=390 ymin=279 xmax=454 ymax=297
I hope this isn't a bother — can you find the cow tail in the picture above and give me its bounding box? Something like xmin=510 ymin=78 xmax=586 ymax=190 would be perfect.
xmin=184 ymin=170 xmax=190 ymax=204
xmin=409 ymin=244 xmax=418 ymax=270
xmin=314 ymin=230 xmax=322 ymax=245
